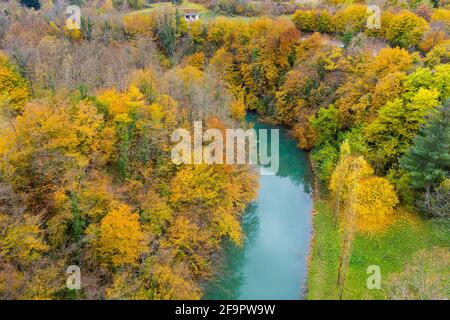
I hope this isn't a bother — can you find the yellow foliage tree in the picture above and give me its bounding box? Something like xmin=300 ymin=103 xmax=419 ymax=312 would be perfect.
xmin=0 ymin=51 xmax=30 ymax=115
xmin=209 ymin=47 xmax=234 ymax=85
xmin=0 ymin=103 xmax=89 ymax=200
xmin=139 ymin=190 xmax=173 ymax=237
xmin=105 ymin=256 xmax=202 ymax=300
xmin=292 ymin=10 xmax=317 ymax=32
xmin=102 ymin=0 xmax=114 ymax=10
xmin=229 ymin=96 xmax=246 ymax=121
xmin=335 ymin=47 xmax=413 ymax=125
xmin=97 ymin=204 xmax=147 ymax=267
xmin=130 ymin=69 xmax=160 ymax=104
xmin=63 ymin=26 xmax=83 ymax=42
xmin=97 ymin=86 xmax=146 ymax=119
xmin=334 ymin=154 xmax=373 ymax=299
xmin=21 ymin=260 xmax=65 ymax=299
xmin=333 ymin=4 xmax=368 ymax=34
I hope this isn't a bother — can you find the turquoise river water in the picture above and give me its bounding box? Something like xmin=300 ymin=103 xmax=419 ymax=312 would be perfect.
xmin=204 ymin=114 xmax=314 ymax=300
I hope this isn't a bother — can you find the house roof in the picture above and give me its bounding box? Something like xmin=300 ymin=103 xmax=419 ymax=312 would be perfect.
xmin=183 ymin=8 xmax=198 ymax=14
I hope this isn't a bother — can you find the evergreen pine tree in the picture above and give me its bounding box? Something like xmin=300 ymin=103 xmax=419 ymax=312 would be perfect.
xmin=400 ymin=100 xmax=450 ymax=193
xmin=20 ymin=0 xmax=41 ymax=10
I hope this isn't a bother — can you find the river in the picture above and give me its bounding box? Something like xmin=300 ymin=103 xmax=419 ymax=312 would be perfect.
xmin=204 ymin=113 xmax=314 ymax=300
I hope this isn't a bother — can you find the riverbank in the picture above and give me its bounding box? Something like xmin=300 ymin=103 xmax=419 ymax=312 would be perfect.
xmin=306 ymin=198 xmax=450 ymax=299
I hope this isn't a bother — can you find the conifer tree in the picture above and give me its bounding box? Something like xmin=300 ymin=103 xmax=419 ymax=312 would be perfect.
xmin=400 ymin=101 xmax=450 ymax=194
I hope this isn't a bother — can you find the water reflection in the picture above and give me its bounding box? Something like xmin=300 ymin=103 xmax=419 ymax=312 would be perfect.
xmin=203 ymin=204 xmax=259 ymax=300
xmin=203 ymin=114 xmax=313 ymax=300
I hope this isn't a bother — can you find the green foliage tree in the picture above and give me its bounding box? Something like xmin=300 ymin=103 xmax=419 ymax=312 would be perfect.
xmin=0 ymin=52 xmax=30 ymax=116
xmin=365 ymin=88 xmax=441 ymax=173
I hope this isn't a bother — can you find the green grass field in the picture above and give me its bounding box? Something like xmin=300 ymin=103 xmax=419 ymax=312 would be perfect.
xmin=126 ymin=2 xmax=293 ymax=22
xmin=307 ymin=200 xmax=450 ymax=300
